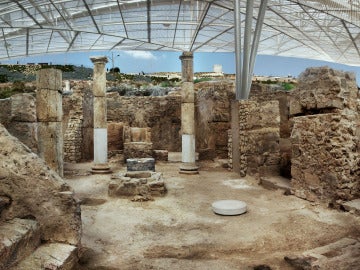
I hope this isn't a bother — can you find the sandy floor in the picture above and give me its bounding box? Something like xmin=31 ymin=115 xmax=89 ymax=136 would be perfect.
xmin=64 ymin=160 xmax=360 ymax=270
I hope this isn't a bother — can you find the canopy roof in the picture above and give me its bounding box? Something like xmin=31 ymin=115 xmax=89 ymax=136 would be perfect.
xmin=0 ymin=0 xmax=359 ymax=66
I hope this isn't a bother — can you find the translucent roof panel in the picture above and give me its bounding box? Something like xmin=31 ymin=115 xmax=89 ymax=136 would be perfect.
xmin=0 ymin=0 xmax=359 ymax=66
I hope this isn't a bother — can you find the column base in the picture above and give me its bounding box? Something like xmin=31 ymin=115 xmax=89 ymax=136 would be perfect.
xmin=91 ymin=163 xmax=112 ymax=174
xmin=179 ymin=163 xmax=199 ymax=175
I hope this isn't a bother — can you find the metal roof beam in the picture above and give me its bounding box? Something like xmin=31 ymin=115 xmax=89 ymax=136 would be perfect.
xmin=2 ymin=28 xmax=10 ymax=58
xmin=81 ymin=0 xmax=101 ymax=34
xmin=172 ymin=0 xmax=182 ymax=48
xmin=67 ymin=31 xmax=79 ymax=51
xmin=116 ymin=0 xmax=129 ymax=38
xmin=147 ymin=0 xmax=151 ymax=43
xmin=341 ymin=19 xmax=360 ymax=58
xmin=190 ymin=2 xmax=212 ymax=51
xmin=12 ymin=0 xmax=43 ymax=29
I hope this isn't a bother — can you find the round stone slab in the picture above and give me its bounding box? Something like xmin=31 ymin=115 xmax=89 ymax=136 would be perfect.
xmin=212 ymin=200 xmax=247 ymax=216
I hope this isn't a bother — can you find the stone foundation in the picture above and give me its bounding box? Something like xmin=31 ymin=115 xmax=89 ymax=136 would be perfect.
xmin=108 ymin=171 xmax=166 ymax=200
xmin=230 ymin=99 xmax=280 ymax=177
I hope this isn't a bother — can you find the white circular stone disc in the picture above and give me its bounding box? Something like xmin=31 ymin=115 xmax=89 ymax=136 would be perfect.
xmin=212 ymin=200 xmax=247 ymax=216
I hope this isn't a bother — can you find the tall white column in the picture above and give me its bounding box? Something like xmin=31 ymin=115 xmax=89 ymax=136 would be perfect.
xmin=90 ymin=56 xmax=112 ymax=174
xmin=179 ymin=52 xmax=199 ymax=174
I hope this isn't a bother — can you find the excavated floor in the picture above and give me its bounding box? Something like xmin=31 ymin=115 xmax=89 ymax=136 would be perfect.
xmin=64 ymin=160 xmax=360 ymax=270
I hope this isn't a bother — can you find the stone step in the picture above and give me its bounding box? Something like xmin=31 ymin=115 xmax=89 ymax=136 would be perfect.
xmin=259 ymin=176 xmax=291 ymax=194
xmin=0 ymin=218 xmax=41 ymax=270
xmin=340 ymin=198 xmax=360 ymax=216
xmin=285 ymin=237 xmax=360 ymax=269
xmin=10 ymin=243 xmax=78 ymax=270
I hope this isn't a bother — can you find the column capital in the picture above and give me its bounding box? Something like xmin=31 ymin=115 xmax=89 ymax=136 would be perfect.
xmin=179 ymin=51 xmax=193 ymax=61
xmin=90 ymin=56 xmax=108 ymax=64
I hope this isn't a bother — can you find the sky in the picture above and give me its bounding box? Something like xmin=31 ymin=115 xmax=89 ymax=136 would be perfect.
xmin=2 ymin=50 xmax=360 ymax=85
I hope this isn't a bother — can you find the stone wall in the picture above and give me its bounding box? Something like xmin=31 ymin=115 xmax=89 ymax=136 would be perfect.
xmin=236 ymin=100 xmax=281 ymax=177
xmin=62 ymin=82 xmax=89 ymax=163
xmin=107 ymin=93 xmax=182 ymax=152
xmin=195 ymin=81 xmax=235 ymax=159
xmin=250 ymin=86 xmax=292 ymax=178
xmin=290 ymin=67 xmax=360 ymax=204
xmin=0 ymin=94 xmax=38 ymax=153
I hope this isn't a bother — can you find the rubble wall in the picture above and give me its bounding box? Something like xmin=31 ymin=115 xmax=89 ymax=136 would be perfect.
xmin=0 ymin=94 xmax=38 ymax=153
xmin=237 ymin=100 xmax=281 ymax=177
xmin=62 ymin=82 xmax=89 ymax=163
xmin=290 ymin=67 xmax=360 ymax=203
xmin=195 ymin=81 xmax=235 ymax=159
xmin=107 ymin=93 xmax=182 ymax=152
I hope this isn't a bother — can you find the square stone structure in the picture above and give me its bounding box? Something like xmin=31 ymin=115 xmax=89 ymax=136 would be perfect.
xmin=108 ymin=171 xmax=166 ymax=199
xmin=290 ymin=67 xmax=360 ymax=204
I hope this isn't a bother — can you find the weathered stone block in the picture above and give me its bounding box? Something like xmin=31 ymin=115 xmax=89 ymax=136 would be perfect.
xmin=36 ymin=89 xmax=62 ymax=122
xmin=108 ymin=122 xmax=124 ymax=151
xmin=127 ymin=158 xmax=155 ymax=172
xmin=37 ymin=122 xmax=64 ymax=176
xmin=290 ymin=67 xmax=358 ymax=115
xmin=290 ymin=113 xmax=360 ymax=203
xmin=11 ymin=93 xmax=36 ymax=122
xmin=124 ymin=142 xmax=153 ymax=159
xmin=153 ymin=149 xmax=168 ymax=161
xmin=7 ymin=122 xmax=38 ymax=153
xmin=109 ymin=171 xmax=166 ymax=199
xmin=0 ymin=98 xmax=11 ymax=126
xmin=36 ymin=69 xmax=62 ymax=90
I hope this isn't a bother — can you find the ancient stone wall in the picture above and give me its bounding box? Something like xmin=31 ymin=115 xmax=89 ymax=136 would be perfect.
xmin=107 ymin=93 xmax=182 ymax=152
xmin=237 ymin=100 xmax=281 ymax=177
xmin=0 ymin=98 xmax=11 ymax=126
xmin=290 ymin=67 xmax=360 ymax=204
xmin=0 ymin=94 xmax=38 ymax=153
xmin=62 ymin=82 xmax=87 ymax=163
xmin=195 ymin=81 xmax=235 ymax=159
xmin=250 ymin=86 xmax=292 ymax=177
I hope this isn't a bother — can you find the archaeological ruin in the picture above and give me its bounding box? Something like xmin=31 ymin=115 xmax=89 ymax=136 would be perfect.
xmin=0 ymin=63 xmax=359 ymax=269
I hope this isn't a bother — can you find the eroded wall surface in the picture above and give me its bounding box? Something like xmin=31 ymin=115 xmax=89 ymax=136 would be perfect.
xmin=107 ymin=93 xmax=182 ymax=152
xmin=195 ymin=81 xmax=235 ymax=159
xmin=290 ymin=67 xmax=360 ymax=203
xmin=237 ymin=100 xmax=281 ymax=177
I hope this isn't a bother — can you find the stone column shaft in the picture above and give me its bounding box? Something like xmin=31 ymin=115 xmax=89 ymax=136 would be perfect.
xmin=179 ymin=52 xmax=198 ymax=174
xmin=90 ymin=56 xmax=111 ymax=174
xmin=36 ymin=69 xmax=63 ymax=177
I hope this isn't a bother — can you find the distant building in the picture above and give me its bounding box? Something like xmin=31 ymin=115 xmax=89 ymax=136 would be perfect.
xmin=213 ymin=64 xmax=223 ymax=73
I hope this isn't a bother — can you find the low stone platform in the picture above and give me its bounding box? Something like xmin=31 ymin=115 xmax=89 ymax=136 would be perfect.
xmin=127 ymin=158 xmax=155 ymax=172
xmin=11 ymin=243 xmax=78 ymax=270
xmin=108 ymin=171 xmax=166 ymax=201
xmin=0 ymin=218 xmax=40 ymax=269
xmin=284 ymin=238 xmax=360 ymax=269
xmin=259 ymin=176 xmax=291 ymax=194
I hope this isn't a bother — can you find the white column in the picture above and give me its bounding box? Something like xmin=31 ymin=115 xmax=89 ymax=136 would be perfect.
xmin=179 ymin=52 xmax=199 ymax=174
xmin=90 ymin=56 xmax=112 ymax=174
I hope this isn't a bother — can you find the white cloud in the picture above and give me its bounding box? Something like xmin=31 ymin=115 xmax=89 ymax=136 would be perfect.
xmin=123 ymin=51 xmax=156 ymax=60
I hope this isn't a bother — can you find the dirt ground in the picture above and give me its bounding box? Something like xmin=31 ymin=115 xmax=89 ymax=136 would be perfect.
xmin=63 ymin=159 xmax=360 ymax=270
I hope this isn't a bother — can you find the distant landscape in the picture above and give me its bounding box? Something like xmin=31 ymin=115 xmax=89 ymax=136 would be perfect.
xmin=0 ymin=64 xmax=296 ymax=99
